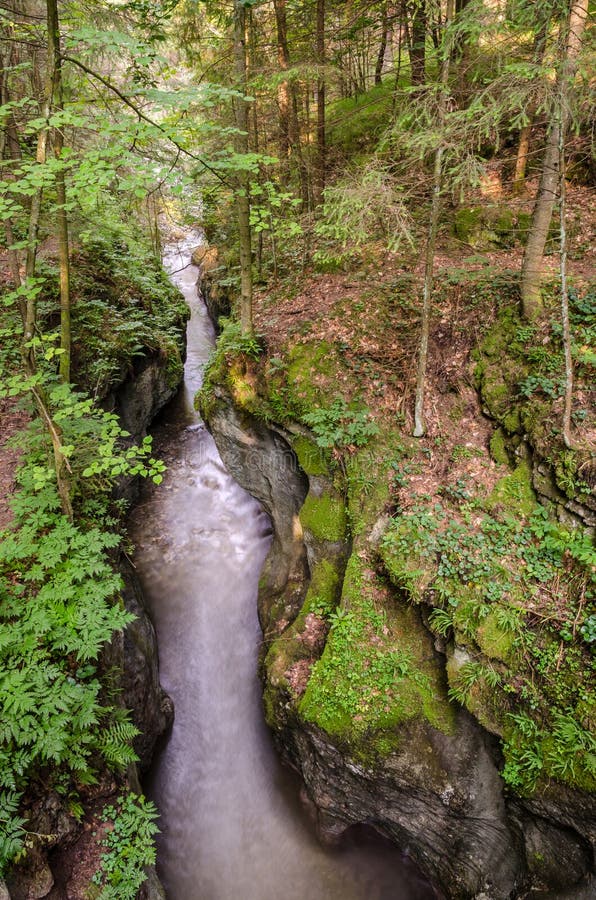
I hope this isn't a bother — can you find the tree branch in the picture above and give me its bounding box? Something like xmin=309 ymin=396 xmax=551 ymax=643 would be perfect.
xmin=60 ymin=53 xmax=231 ymax=186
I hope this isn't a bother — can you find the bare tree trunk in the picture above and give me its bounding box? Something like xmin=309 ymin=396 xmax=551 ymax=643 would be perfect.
xmin=375 ymin=2 xmax=389 ymax=84
xmin=274 ymin=0 xmax=307 ymax=201
xmin=559 ymin=121 xmax=574 ymax=449
xmin=46 ymin=0 xmax=71 ymax=383
xmin=0 ymin=47 xmax=26 ymax=324
xmin=274 ymin=0 xmax=291 ymax=184
xmin=233 ymin=0 xmax=253 ymax=335
xmin=408 ymin=0 xmax=426 ymax=86
xmin=314 ymin=0 xmax=326 ymax=207
xmin=513 ymin=7 xmax=552 ymax=195
xmin=520 ymin=0 xmax=588 ymax=320
xmin=413 ymin=0 xmax=454 ymax=438
xmin=513 ymin=124 xmax=532 ymax=194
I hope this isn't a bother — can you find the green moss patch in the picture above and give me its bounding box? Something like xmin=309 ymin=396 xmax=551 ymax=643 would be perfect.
xmin=486 ymin=460 xmax=536 ymax=517
xmin=299 ymin=554 xmax=454 ymax=755
xmin=489 ymin=428 xmax=510 ymax=466
xmin=300 ymin=490 xmax=347 ymax=543
xmin=291 ymin=434 xmax=330 ymax=477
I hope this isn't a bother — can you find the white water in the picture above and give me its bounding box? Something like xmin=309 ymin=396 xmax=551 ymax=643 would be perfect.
xmin=129 ymin=233 xmax=434 ymax=900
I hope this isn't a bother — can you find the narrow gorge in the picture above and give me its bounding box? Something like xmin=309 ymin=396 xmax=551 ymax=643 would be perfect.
xmin=129 ymin=234 xmax=435 ymax=899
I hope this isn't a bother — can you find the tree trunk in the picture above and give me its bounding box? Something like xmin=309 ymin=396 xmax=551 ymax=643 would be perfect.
xmin=512 ymin=7 xmax=552 ymax=195
xmin=47 ymin=0 xmax=71 ymax=383
xmin=413 ymin=0 xmax=454 ymax=437
xmin=274 ymin=0 xmax=306 ymax=200
xmin=274 ymin=0 xmax=291 ymax=184
xmin=513 ymin=124 xmax=532 ymax=194
xmin=233 ymin=0 xmax=253 ymax=335
xmin=559 ymin=119 xmax=574 ymax=449
xmin=375 ymin=2 xmax=389 ymax=84
xmin=409 ymin=0 xmax=426 ymax=86
xmin=314 ymin=0 xmax=326 ymax=207
xmin=520 ymin=0 xmax=588 ymax=320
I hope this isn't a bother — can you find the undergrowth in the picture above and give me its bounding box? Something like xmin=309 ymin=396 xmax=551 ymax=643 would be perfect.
xmin=0 ymin=376 xmax=165 ymax=873
xmin=381 ymin=484 xmax=595 ymax=794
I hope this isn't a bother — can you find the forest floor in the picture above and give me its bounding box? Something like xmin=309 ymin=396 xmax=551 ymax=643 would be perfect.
xmin=253 ymin=179 xmax=594 ymax=431
xmin=0 ymin=398 xmax=29 ymax=531
xmin=1 ymin=180 xmax=594 ymax=532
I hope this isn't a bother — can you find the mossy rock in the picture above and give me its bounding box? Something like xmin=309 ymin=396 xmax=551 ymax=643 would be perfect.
xmin=476 ymin=609 xmax=517 ymax=662
xmin=486 ymin=460 xmax=536 ymax=517
xmin=286 ymin=340 xmax=342 ymax=408
xmin=454 ymin=206 xmax=518 ymax=249
xmin=489 ymin=428 xmax=511 ymax=466
xmin=291 ymin=434 xmax=329 ymax=477
xmin=299 ymin=553 xmax=455 ymax=754
xmin=300 ymin=489 xmax=347 ymax=543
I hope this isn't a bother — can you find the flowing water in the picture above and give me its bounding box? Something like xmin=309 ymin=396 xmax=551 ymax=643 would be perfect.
xmin=129 ymin=233 xmax=435 ymax=900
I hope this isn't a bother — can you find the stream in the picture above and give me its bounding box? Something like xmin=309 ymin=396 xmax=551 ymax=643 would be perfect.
xmin=129 ymin=233 xmax=435 ymax=900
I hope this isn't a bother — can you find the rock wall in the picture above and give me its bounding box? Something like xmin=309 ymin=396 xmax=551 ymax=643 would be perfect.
xmin=205 ymin=390 xmax=595 ymax=900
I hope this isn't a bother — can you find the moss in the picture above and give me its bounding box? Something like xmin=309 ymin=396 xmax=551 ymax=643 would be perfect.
xmin=476 ymin=609 xmax=516 ymax=662
xmin=286 ymin=340 xmax=338 ymax=408
xmin=454 ymin=207 xmax=483 ymax=243
xmin=489 ymin=428 xmax=511 ymax=466
xmin=454 ymin=206 xmax=518 ymax=249
xmin=493 ymin=208 xmax=515 ymax=241
xmin=300 ymin=490 xmax=347 ymax=543
xmin=486 ymin=460 xmax=536 ymax=517
xmin=502 ymin=407 xmax=522 ymax=434
xmin=307 ymin=558 xmax=342 ymax=609
xmin=261 ymin=556 xmax=344 ymax=714
xmin=299 ymin=553 xmax=455 ymax=754
xmin=516 ymin=211 xmax=532 ymax=243
xmin=380 ymin=533 xmax=435 ymax=603
xmin=291 ymin=434 xmax=329 ymax=477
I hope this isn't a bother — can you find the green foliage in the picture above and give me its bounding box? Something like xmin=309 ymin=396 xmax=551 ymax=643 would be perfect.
xmin=249 ymin=180 xmax=303 ymax=238
xmin=503 ymin=710 xmax=596 ymax=794
xmin=316 ymin=164 xmax=414 ymax=253
xmin=69 ymin=221 xmax=188 ymax=396
xmin=0 ymin=463 xmax=139 ymax=872
xmin=518 ymin=373 xmax=564 ymax=399
xmin=90 ymin=793 xmax=159 ymax=900
xmin=0 ymin=370 xmax=169 ymax=873
xmin=382 ymin=487 xmax=596 ymax=793
xmin=327 ymin=79 xmax=395 ymax=155
xmin=302 ymin=397 xmax=379 ymax=449
xmin=215 ymin=317 xmax=263 ymax=359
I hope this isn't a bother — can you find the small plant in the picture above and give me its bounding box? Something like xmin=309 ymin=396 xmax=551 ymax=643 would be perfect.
xmin=428 ymin=607 xmax=454 ymax=637
xmin=216 ymin=318 xmax=263 ymax=359
xmin=450 ymin=445 xmax=483 ymax=462
xmin=90 ymin=792 xmax=159 ymax=900
xmin=518 ymin=374 xmax=564 ymax=399
xmin=302 ymin=397 xmax=379 ymax=449
xmin=580 ymin=615 xmax=596 ymax=645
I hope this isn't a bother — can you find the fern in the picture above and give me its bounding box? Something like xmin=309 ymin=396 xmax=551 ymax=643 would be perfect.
xmin=428 ymin=607 xmax=454 ymax=637
xmin=0 ymin=453 xmax=142 ymax=875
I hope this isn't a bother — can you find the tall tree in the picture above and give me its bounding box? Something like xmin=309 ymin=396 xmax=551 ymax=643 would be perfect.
xmin=413 ymin=0 xmax=454 ymax=438
xmin=233 ymin=0 xmax=253 ymax=334
xmin=315 ymin=0 xmax=326 ymax=206
xmin=47 ymin=0 xmax=71 ymax=383
xmin=408 ymin=0 xmax=426 ymax=86
xmin=520 ymin=0 xmax=589 ymax=320
xmin=512 ymin=2 xmax=553 ymax=194
xmin=375 ymin=1 xmax=389 ymax=85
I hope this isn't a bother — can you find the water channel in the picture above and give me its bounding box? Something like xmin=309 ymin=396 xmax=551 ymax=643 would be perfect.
xmin=129 ymin=233 xmax=435 ymax=900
